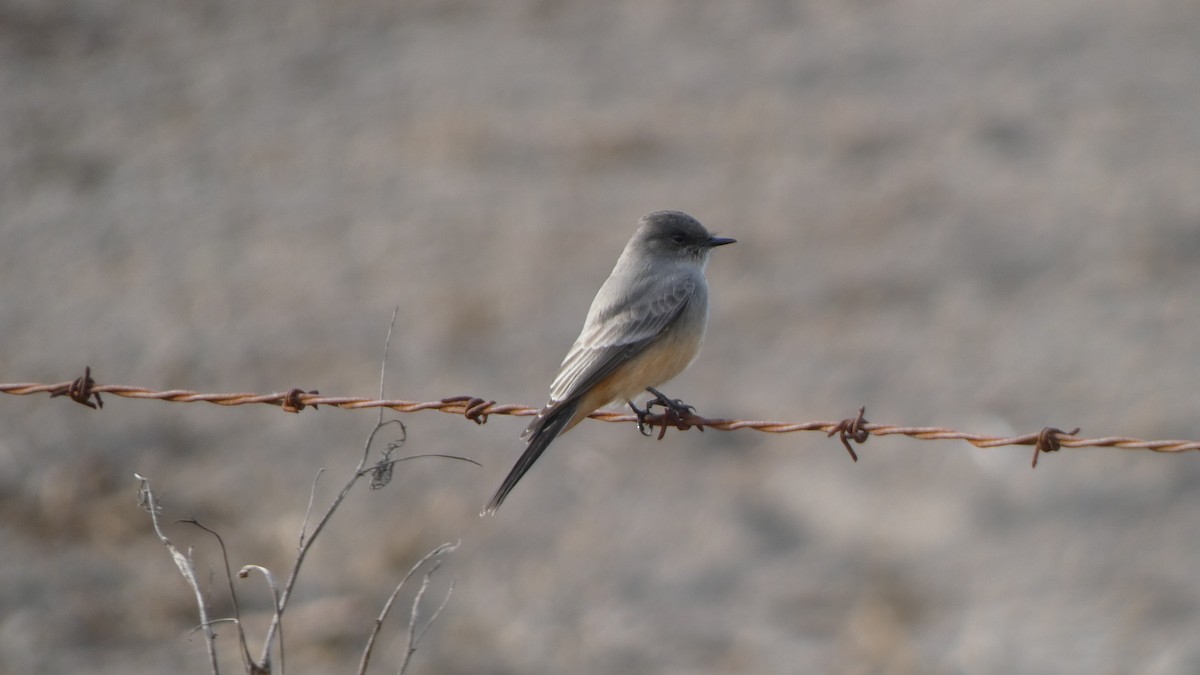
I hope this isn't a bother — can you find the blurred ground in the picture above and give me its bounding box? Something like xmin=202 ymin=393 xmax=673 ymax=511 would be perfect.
xmin=2 ymin=0 xmax=1200 ymax=672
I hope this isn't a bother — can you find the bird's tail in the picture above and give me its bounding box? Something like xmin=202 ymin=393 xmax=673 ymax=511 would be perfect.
xmin=481 ymin=401 xmax=578 ymax=515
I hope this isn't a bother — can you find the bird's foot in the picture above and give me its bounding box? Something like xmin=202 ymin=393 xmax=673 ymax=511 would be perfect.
xmin=646 ymin=386 xmax=695 ymax=418
xmin=629 ymin=400 xmax=656 ymax=436
xmin=630 ymin=387 xmax=703 ymax=439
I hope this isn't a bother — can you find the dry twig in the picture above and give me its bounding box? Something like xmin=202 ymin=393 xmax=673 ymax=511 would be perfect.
xmin=132 ymin=312 xmax=464 ymax=674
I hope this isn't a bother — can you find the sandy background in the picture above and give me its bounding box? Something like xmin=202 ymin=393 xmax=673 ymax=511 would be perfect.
xmin=2 ymin=0 xmax=1200 ymax=672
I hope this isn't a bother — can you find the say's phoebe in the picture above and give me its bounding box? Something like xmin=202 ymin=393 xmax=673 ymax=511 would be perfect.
xmin=482 ymin=210 xmax=734 ymax=514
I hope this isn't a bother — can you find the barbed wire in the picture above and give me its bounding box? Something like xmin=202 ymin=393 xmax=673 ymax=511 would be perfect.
xmin=5 ymin=367 xmax=1200 ymax=467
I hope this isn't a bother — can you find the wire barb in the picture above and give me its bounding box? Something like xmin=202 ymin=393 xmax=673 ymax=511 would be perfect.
xmin=1031 ymin=426 xmax=1081 ymax=468
xmin=48 ymin=366 xmax=103 ymax=409
xmin=827 ymin=406 xmax=869 ymax=461
xmin=281 ymin=387 xmax=320 ymax=413
xmin=440 ymin=396 xmax=497 ymax=425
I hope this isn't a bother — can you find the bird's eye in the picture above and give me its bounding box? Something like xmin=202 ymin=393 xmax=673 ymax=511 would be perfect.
xmin=671 ymin=232 xmax=686 ymax=244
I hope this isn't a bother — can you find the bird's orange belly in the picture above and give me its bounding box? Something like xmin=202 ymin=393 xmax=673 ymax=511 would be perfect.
xmin=569 ymin=324 xmax=704 ymax=429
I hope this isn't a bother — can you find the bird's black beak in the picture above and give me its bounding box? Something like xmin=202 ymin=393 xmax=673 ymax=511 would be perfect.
xmin=707 ymin=236 xmax=736 ymax=247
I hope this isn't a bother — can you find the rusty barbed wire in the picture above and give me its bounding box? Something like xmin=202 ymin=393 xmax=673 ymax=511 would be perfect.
xmin=6 ymin=368 xmax=1200 ymax=464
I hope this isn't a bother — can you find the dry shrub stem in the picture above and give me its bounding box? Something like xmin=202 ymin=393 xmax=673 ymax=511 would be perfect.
xmin=136 ymin=309 xmax=463 ymax=673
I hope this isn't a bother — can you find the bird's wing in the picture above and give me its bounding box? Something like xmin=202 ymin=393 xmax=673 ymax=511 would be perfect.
xmin=547 ymin=273 xmax=696 ymax=405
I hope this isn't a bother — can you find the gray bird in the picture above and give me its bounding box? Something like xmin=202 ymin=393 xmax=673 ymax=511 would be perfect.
xmin=483 ymin=211 xmax=734 ymax=514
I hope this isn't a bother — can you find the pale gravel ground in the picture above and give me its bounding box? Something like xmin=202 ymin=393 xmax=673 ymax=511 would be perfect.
xmin=2 ymin=0 xmax=1200 ymax=673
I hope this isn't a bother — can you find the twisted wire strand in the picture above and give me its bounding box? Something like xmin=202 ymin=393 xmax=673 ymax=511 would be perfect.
xmin=4 ymin=372 xmax=1200 ymax=460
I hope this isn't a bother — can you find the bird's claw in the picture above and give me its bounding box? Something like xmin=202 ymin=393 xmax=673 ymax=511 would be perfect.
xmin=647 ymin=386 xmax=695 ymax=418
xmin=629 ymin=400 xmax=655 ymax=436
xmin=629 ymin=387 xmax=701 ymax=438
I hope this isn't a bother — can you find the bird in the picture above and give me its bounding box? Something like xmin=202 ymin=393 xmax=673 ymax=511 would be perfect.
xmin=482 ymin=210 xmax=734 ymax=514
